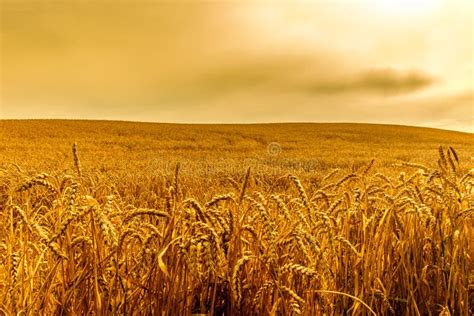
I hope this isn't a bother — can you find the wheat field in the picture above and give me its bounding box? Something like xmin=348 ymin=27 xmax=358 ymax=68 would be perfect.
xmin=0 ymin=120 xmax=473 ymax=315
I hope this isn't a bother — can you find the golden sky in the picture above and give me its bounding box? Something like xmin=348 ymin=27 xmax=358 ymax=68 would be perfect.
xmin=1 ymin=0 xmax=473 ymax=132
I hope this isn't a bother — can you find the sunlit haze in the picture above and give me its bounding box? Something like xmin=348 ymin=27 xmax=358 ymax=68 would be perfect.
xmin=1 ymin=0 xmax=472 ymax=132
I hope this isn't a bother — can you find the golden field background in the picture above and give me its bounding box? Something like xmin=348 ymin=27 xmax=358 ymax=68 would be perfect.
xmin=2 ymin=120 xmax=473 ymax=174
xmin=0 ymin=120 xmax=473 ymax=315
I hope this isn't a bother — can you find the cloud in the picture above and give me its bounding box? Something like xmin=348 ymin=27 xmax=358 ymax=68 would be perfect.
xmin=303 ymin=68 xmax=435 ymax=95
xmin=183 ymin=58 xmax=435 ymax=100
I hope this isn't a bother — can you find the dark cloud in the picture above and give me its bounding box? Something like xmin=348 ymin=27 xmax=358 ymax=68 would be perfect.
xmin=303 ymin=68 xmax=435 ymax=95
xmin=186 ymin=59 xmax=435 ymax=98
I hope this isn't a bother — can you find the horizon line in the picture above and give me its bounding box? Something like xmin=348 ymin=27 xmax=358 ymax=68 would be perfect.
xmin=1 ymin=118 xmax=472 ymax=134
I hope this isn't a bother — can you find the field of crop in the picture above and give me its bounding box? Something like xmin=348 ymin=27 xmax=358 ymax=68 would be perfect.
xmin=0 ymin=120 xmax=473 ymax=315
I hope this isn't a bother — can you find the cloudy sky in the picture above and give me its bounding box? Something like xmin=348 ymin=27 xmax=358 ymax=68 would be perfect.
xmin=1 ymin=0 xmax=472 ymax=132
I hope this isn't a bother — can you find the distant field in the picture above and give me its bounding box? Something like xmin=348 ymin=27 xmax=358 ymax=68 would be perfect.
xmin=1 ymin=120 xmax=473 ymax=315
xmin=1 ymin=120 xmax=473 ymax=176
